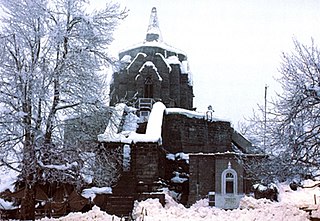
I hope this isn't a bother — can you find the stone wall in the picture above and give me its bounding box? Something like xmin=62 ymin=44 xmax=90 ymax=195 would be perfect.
xmin=180 ymin=74 xmax=193 ymax=109
xmin=131 ymin=143 xmax=166 ymax=192
xmin=162 ymin=114 xmax=232 ymax=154
xmin=169 ymin=64 xmax=181 ymax=107
xmin=188 ymin=154 xmax=216 ymax=205
xmin=188 ymin=153 xmax=244 ymax=206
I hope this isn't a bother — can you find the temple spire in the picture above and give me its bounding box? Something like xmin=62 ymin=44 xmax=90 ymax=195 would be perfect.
xmin=145 ymin=7 xmax=163 ymax=42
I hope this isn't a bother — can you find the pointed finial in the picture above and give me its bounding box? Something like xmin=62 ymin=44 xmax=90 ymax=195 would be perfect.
xmin=145 ymin=7 xmax=163 ymax=42
xmin=228 ymin=162 xmax=231 ymax=169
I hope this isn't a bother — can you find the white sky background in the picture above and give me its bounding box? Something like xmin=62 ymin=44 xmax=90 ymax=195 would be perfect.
xmin=91 ymin=0 xmax=320 ymax=128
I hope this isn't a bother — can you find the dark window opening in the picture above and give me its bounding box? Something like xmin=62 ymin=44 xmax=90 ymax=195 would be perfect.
xmin=225 ymin=172 xmax=234 ymax=194
xmin=226 ymin=181 xmax=234 ymax=193
xmin=144 ymin=77 xmax=153 ymax=98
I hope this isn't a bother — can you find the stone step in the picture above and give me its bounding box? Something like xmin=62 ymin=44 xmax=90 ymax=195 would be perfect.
xmin=112 ymin=173 xmax=136 ymax=195
xmin=94 ymin=195 xmax=135 ymax=217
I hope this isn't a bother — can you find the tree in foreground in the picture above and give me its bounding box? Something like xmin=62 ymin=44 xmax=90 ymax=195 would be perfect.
xmin=246 ymin=39 xmax=320 ymax=183
xmin=0 ymin=0 xmax=126 ymax=219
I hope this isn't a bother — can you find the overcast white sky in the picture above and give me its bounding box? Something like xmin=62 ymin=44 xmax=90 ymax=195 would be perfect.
xmin=91 ymin=0 xmax=320 ymax=127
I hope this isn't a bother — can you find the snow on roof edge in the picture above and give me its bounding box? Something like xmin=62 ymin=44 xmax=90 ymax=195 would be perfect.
xmin=119 ymin=41 xmax=187 ymax=57
xmin=82 ymin=187 xmax=112 ymax=200
xmin=188 ymin=151 xmax=266 ymax=157
xmin=126 ymin=52 xmax=147 ymax=70
xmin=165 ymin=108 xmax=225 ymax=122
xmin=139 ymin=61 xmax=163 ymax=81
xmin=156 ymin=53 xmax=172 ymax=72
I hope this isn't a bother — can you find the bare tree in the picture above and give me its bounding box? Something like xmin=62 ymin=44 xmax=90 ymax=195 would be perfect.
xmin=246 ymin=39 xmax=320 ymax=183
xmin=0 ymin=0 xmax=126 ymax=219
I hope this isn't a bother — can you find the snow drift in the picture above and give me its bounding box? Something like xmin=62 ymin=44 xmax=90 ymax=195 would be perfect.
xmin=36 ymin=180 xmax=320 ymax=221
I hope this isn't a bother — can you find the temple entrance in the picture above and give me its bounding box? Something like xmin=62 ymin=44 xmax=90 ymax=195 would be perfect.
xmin=144 ymin=77 xmax=153 ymax=98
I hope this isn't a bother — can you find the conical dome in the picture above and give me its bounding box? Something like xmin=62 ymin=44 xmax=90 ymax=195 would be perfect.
xmin=145 ymin=7 xmax=162 ymax=42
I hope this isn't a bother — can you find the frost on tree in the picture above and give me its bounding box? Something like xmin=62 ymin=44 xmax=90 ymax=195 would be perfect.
xmin=0 ymin=0 xmax=126 ymax=219
xmin=245 ymin=39 xmax=320 ymax=182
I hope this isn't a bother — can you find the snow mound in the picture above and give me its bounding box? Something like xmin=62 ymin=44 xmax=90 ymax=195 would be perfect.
xmin=39 ymin=206 xmax=120 ymax=221
xmin=33 ymin=181 xmax=320 ymax=221
xmin=130 ymin=194 xmax=308 ymax=221
xmin=278 ymin=180 xmax=320 ymax=208
xmin=239 ymin=196 xmax=273 ymax=209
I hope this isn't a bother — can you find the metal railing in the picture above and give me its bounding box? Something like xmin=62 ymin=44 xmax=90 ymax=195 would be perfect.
xmin=135 ymin=98 xmax=155 ymax=110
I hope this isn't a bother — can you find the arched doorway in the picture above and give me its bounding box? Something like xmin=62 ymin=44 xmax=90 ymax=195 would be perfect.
xmin=221 ymin=162 xmax=237 ymax=195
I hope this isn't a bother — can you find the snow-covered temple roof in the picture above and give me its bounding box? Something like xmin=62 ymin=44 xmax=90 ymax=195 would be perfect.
xmin=119 ymin=41 xmax=187 ymax=58
xmin=119 ymin=7 xmax=187 ymax=60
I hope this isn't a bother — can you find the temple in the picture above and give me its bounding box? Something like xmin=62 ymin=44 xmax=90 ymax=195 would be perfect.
xmin=0 ymin=7 xmax=262 ymax=220
xmin=99 ymin=7 xmax=257 ymax=215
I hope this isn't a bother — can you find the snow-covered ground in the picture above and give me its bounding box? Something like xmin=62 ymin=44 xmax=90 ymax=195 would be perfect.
xmin=37 ymin=180 xmax=320 ymax=221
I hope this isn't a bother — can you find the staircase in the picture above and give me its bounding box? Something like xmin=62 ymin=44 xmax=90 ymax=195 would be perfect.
xmin=113 ymin=172 xmax=137 ymax=195
xmin=93 ymin=172 xmax=136 ymax=217
xmin=94 ymin=194 xmax=135 ymax=218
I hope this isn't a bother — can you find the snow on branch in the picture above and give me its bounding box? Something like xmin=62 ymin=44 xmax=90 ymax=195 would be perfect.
xmin=38 ymin=161 xmax=78 ymax=171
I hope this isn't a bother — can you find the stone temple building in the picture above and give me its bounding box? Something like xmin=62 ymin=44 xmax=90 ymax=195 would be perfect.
xmin=110 ymin=7 xmax=193 ymax=112
xmin=98 ymin=7 xmax=257 ymax=215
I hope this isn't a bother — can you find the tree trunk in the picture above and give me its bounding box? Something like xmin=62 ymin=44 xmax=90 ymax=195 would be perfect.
xmin=20 ymin=87 xmax=36 ymax=220
xmin=20 ymin=141 xmax=37 ymax=220
xmin=20 ymin=182 xmax=36 ymax=220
